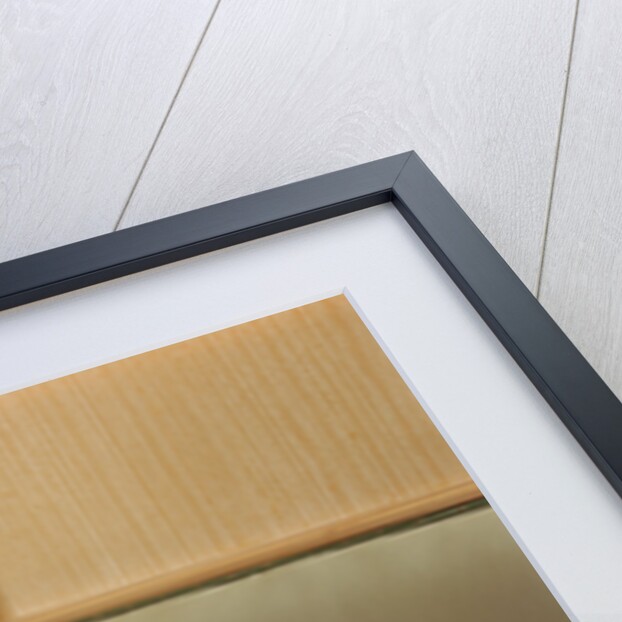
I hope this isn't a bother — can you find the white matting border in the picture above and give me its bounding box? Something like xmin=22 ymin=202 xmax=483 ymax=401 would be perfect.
xmin=1 ymin=205 xmax=621 ymax=621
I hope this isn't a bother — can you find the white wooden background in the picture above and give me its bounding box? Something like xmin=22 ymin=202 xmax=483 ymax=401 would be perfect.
xmin=1 ymin=1 xmax=620 ymax=400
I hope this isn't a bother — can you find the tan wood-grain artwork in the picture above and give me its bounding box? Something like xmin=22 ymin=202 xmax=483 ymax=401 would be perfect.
xmin=0 ymin=295 xmax=481 ymax=622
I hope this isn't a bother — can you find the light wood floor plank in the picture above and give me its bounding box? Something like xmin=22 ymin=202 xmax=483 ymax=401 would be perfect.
xmin=0 ymin=0 xmax=218 ymax=262
xmin=118 ymin=0 xmax=576 ymax=290
xmin=539 ymin=0 xmax=622 ymax=399
xmin=0 ymin=296 xmax=480 ymax=622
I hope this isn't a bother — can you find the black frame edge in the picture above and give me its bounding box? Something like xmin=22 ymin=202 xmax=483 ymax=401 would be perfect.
xmin=393 ymin=151 xmax=622 ymax=498
xmin=0 ymin=153 xmax=410 ymax=311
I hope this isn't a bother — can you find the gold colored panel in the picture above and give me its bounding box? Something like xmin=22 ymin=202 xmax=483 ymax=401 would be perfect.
xmin=109 ymin=507 xmax=569 ymax=622
xmin=0 ymin=295 xmax=480 ymax=622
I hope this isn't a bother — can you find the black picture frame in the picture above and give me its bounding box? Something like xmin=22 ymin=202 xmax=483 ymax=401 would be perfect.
xmin=1 ymin=151 xmax=621 ymax=499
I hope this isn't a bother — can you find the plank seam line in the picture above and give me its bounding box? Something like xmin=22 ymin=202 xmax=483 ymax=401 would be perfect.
xmin=535 ymin=0 xmax=581 ymax=298
xmin=113 ymin=0 xmax=225 ymax=232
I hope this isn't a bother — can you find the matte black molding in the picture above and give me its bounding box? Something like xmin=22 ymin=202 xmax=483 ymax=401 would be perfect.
xmin=1 ymin=151 xmax=621 ymax=499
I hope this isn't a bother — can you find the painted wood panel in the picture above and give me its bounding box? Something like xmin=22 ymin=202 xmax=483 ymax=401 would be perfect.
xmin=0 ymin=0 xmax=218 ymax=262
xmin=118 ymin=0 xmax=576 ymax=290
xmin=539 ymin=0 xmax=622 ymax=400
xmin=0 ymin=296 xmax=480 ymax=622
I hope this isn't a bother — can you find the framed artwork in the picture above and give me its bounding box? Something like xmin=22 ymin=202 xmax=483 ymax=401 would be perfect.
xmin=0 ymin=152 xmax=620 ymax=621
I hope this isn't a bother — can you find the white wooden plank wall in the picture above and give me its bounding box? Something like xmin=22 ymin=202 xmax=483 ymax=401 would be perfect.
xmin=0 ymin=0 xmax=218 ymax=261
xmin=2 ymin=0 xmax=620 ymax=399
xmin=118 ymin=0 xmax=575 ymax=291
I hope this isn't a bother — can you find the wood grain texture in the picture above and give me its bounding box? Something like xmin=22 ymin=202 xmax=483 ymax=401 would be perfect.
xmin=0 ymin=296 xmax=480 ymax=622
xmin=0 ymin=0 xmax=218 ymax=262
xmin=118 ymin=0 xmax=576 ymax=290
xmin=539 ymin=0 xmax=622 ymax=400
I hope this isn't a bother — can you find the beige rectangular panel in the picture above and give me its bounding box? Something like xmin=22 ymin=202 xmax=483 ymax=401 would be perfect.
xmin=0 ymin=295 xmax=480 ymax=622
